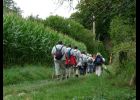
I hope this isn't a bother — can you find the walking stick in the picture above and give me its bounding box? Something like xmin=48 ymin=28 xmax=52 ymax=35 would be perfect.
xmin=52 ymin=65 xmax=55 ymax=79
xmin=102 ymin=64 xmax=111 ymax=75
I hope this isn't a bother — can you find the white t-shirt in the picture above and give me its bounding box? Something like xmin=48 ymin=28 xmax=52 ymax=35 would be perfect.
xmin=80 ymin=53 xmax=88 ymax=63
xmin=87 ymin=56 xmax=94 ymax=65
xmin=51 ymin=44 xmax=66 ymax=61
xmin=73 ymin=49 xmax=81 ymax=63
xmin=65 ymin=47 xmax=75 ymax=56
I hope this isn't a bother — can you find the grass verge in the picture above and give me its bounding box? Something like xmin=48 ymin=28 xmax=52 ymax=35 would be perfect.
xmin=3 ymin=65 xmax=136 ymax=100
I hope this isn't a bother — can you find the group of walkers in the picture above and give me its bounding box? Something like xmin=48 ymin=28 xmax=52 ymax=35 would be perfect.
xmin=51 ymin=41 xmax=105 ymax=80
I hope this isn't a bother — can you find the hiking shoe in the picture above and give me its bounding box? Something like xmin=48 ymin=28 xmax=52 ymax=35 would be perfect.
xmin=67 ymin=76 xmax=69 ymax=79
xmin=56 ymin=78 xmax=60 ymax=81
xmin=59 ymin=76 xmax=65 ymax=80
xmin=75 ymin=74 xmax=79 ymax=78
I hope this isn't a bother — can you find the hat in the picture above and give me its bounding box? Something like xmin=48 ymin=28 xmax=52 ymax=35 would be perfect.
xmin=96 ymin=52 xmax=101 ymax=56
xmin=89 ymin=54 xmax=92 ymax=57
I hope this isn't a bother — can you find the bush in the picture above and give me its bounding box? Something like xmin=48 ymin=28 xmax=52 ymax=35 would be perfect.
xmin=91 ymin=40 xmax=110 ymax=64
xmin=3 ymin=13 xmax=87 ymax=66
xmin=108 ymin=16 xmax=136 ymax=84
xmin=43 ymin=15 xmax=94 ymax=53
xmin=111 ymin=41 xmax=135 ymax=84
xmin=109 ymin=16 xmax=135 ymax=46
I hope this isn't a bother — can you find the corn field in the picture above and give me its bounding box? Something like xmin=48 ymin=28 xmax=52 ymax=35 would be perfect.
xmin=3 ymin=13 xmax=87 ymax=66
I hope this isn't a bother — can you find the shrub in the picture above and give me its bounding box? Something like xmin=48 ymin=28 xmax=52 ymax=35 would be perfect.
xmin=43 ymin=15 xmax=94 ymax=53
xmin=109 ymin=16 xmax=135 ymax=46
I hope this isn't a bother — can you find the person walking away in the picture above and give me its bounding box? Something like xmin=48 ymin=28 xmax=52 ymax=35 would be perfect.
xmin=73 ymin=46 xmax=81 ymax=77
xmin=65 ymin=45 xmax=77 ymax=78
xmin=94 ymin=52 xmax=105 ymax=76
xmin=92 ymin=54 xmax=96 ymax=72
xmin=51 ymin=41 xmax=66 ymax=80
xmin=79 ymin=51 xmax=88 ymax=75
xmin=87 ymin=54 xmax=94 ymax=73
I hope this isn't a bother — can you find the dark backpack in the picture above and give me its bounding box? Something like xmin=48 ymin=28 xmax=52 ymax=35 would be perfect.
xmin=66 ymin=48 xmax=72 ymax=59
xmin=88 ymin=58 xmax=93 ymax=64
xmin=55 ymin=46 xmax=64 ymax=60
xmin=94 ymin=55 xmax=103 ymax=65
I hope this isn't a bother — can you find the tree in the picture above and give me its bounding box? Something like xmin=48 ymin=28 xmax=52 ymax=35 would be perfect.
xmin=53 ymin=0 xmax=80 ymax=9
xmin=43 ymin=15 xmax=96 ymax=53
xmin=70 ymin=0 xmax=136 ymax=42
xmin=3 ymin=0 xmax=22 ymax=15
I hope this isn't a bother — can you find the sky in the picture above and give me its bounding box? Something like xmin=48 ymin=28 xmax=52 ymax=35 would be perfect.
xmin=13 ymin=0 xmax=79 ymax=19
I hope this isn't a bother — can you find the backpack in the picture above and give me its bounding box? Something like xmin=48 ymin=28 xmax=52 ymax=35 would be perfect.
xmin=66 ymin=48 xmax=72 ymax=59
xmin=94 ymin=55 xmax=103 ymax=64
xmin=83 ymin=55 xmax=88 ymax=63
xmin=81 ymin=54 xmax=88 ymax=66
xmin=88 ymin=58 xmax=93 ymax=64
xmin=55 ymin=46 xmax=64 ymax=60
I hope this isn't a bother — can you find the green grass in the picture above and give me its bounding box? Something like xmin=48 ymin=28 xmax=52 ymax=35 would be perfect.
xmin=3 ymin=65 xmax=53 ymax=85
xmin=3 ymin=65 xmax=136 ymax=100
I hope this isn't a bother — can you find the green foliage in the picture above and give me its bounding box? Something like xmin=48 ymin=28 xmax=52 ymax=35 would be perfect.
xmin=91 ymin=40 xmax=109 ymax=64
xmin=3 ymin=13 xmax=87 ymax=66
xmin=70 ymin=0 xmax=136 ymax=64
xmin=27 ymin=15 xmax=44 ymax=23
xmin=70 ymin=0 xmax=111 ymax=41
xmin=70 ymin=0 xmax=136 ymax=41
xmin=43 ymin=15 xmax=94 ymax=53
xmin=44 ymin=16 xmax=67 ymax=33
xmin=110 ymin=41 xmax=136 ymax=83
xmin=112 ymin=42 xmax=135 ymax=54
xmin=109 ymin=16 xmax=136 ymax=76
xmin=109 ymin=16 xmax=135 ymax=46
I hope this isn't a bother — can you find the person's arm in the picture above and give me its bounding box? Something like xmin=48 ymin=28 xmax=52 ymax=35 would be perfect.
xmin=64 ymin=47 xmax=68 ymax=57
xmin=71 ymin=49 xmax=75 ymax=56
xmin=62 ymin=46 xmax=66 ymax=55
xmin=87 ymin=57 xmax=90 ymax=62
xmin=102 ymin=57 xmax=105 ymax=63
xmin=79 ymin=57 xmax=82 ymax=63
xmin=51 ymin=46 xmax=55 ymax=57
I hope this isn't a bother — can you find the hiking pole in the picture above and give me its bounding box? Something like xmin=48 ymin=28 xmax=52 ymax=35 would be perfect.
xmin=95 ymin=65 xmax=103 ymax=100
xmin=52 ymin=65 xmax=55 ymax=79
xmin=100 ymin=65 xmax=104 ymax=100
xmin=102 ymin=64 xmax=111 ymax=75
xmin=99 ymin=65 xmax=112 ymax=99
xmin=100 ymin=64 xmax=110 ymax=99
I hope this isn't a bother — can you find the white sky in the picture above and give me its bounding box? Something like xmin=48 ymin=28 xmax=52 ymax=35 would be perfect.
xmin=13 ymin=0 xmax=79 ymax=19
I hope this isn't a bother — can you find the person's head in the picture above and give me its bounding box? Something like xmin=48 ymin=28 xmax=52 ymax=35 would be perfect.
xmin=82 ymin=51 xmax=85 ymax=54
xmin=96 ymin=52 xmax=101 ymax=56
xmin=89 ymin=54 xmax=92 ymax=57
xmin=68 ymin=44 xmax=71 ymax=47
xmin=57 ymin=41 xmax=63 ymax=45
xmin=92 ymin=54 xmax=96 ymax=58
xmin=96 ymin=52 xmax=102 ymax=57
xmin=74 ymin=46 xmax=78 ymax=49
xmin=87 ymin=53 xmax=90 ymax=56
